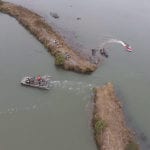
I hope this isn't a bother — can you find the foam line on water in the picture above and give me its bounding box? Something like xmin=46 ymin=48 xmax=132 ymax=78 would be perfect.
xmin=99 ymin=38 xmax=132 ymax=51
xmin=50 ymin=80 xmax=94 ymax=93
xmin=0 ymin=81 xmax=95 ymax=115
xmin=100 ymin=39 xmax=124 ymax=48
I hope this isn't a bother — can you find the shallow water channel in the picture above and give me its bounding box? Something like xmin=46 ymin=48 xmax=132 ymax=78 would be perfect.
xmin=1 ymin=0 xmax=150 ymax=149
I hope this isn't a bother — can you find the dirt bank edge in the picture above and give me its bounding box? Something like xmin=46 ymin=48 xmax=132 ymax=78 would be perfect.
xmin=0 ymin=1 xmax=97 ymax=73
xmin=92 ymin=82 xmax=140 ymax=150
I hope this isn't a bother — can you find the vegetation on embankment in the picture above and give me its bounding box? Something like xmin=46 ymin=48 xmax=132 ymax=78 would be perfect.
xmin=92 ymin=83 xmax=140 ymax=150
xmin=0 ymin=1 xmax=97 ymax=73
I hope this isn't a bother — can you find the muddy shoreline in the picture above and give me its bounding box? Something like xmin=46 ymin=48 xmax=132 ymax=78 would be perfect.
xmin=92 ymin=83 xmax=139 ymax=150
xmin=0 ymin=1 xmax=97 ymax=73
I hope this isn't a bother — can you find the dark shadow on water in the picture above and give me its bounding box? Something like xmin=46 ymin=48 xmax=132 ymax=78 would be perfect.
xmin=115 ymin=84 xmax=150 ymax=149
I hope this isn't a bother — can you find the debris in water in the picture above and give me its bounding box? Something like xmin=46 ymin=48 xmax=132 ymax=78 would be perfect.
xmin=50 ymin=12 xmax=59 ymax=19
xmin=90 ymin=39 xmax=132 ymax=59
xmin=91 ymin=49 xmax=97 ymax=56
xmin=100 ymin=48 xmax=108 ymax=58
xmin=76 ymin=17 xmax=81 ymax=20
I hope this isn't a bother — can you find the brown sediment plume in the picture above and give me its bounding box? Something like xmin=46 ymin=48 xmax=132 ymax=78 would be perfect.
xmin=0 ymin=1 xmax=97 ymax=73
xmin=92 ymin=83 xmax=140 ymax=150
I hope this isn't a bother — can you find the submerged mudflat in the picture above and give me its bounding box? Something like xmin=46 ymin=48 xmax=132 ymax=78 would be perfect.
xmin=0 ymin=1 xmax=97 ymax=73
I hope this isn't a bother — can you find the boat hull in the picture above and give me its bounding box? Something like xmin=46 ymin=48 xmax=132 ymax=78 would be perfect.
xmin=21 ymin=76 xmax=52 ymax=90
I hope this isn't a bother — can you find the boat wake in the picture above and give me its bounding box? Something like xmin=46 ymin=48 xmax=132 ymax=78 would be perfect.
xmin=99 ymin=38 xmax=133 ymax=52
xmin=50 ymin=80 xmax=94 ymax=93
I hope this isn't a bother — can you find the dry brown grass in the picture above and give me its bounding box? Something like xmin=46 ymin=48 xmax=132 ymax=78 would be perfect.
xmin=0 ymin=1 xmax=97 ymax=73
xmin=93 ymin=83 xmax=139 ymax=150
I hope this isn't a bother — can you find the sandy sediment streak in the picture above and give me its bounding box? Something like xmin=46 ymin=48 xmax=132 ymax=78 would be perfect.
xmin=0 ymin=1 xmax=97 ymax=73
xmin=92 ymin=83 xmax=139 ymax=150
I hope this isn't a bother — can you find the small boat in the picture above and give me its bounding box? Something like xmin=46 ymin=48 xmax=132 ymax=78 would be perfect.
xmin=21 ymin=75 xmax=52 ymax=90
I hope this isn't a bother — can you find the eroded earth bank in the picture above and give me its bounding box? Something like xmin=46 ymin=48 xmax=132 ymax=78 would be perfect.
xmin=0 ymin=1 xmax=97 ymax=73
xmin=92 ymin=83 xmax=140 ymax=150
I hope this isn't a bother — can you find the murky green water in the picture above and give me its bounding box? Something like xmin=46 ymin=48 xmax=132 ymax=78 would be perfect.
xmin=1 ymin=0 xmax=150 ymax=149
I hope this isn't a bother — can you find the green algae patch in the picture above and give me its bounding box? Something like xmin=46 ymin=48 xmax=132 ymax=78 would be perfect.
xmin=55 ymin=53 xmax=65 ymax=66
xmin=92 ymin=87 xmax=97 ymax=94
xmin=94 ymin=119 xmax=107 ymax=135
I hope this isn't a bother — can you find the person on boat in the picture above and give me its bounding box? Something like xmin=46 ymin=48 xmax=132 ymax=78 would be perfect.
xmin=37 ymin=76 xmax=42 ymax=85
xmin=100 ymin=48 xmax=108 ymax=58
xmin=26 ymin=77 xmax=30 ymax=84
xmin=36 ymin=76 xmax=41 ymax=80
xmin=29 ymin=76 xmax=34 ymax=84
xmin=124 ymin=42 xmax=133 ymax=52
